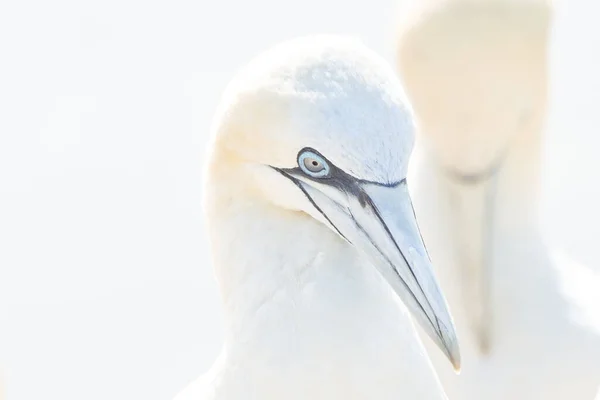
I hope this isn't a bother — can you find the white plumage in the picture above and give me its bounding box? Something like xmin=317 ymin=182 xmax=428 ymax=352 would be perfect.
xmin=174 ymin=36 xmax=460 ymax=400
xmin=397 ymin=1 xmax=600 ymax=399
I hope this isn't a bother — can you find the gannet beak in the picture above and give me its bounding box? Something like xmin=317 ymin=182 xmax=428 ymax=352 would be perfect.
xmin=351 ymin=181 xmax=461 ymax=371
xmin=277 ymin=167 xmax=461 ymax=370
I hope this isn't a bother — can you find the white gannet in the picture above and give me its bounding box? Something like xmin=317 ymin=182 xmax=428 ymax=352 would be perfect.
xmin=174 ymin=36 xmax=460 ymax=400
xmin=397 ymin=1 xmax=600 ymax=399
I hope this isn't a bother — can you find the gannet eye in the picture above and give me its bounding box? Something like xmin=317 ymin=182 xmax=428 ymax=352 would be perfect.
xmin=298 ymin=149 xmax=330 ymax=178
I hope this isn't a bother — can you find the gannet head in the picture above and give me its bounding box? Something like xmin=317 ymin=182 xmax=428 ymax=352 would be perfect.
xmin=397 ymin=0 xmax=551 ymax=180
xmin=207 ymin=35 xmax=460 ymax=370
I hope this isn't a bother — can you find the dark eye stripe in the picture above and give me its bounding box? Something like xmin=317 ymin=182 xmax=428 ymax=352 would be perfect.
xmin=286 ymin=147 xmax=405 ymax=188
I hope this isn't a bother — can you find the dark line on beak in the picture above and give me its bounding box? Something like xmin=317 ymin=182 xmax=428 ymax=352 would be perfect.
xmin=408 ymin=191 xmax=432 ymax=261
xmin=272 ymin=167 xmax=351 ymax=244
xmin=360 ymin=181 xmax=442 ymax=336
xmin=347 ymin=204 xmax=436 ymax=333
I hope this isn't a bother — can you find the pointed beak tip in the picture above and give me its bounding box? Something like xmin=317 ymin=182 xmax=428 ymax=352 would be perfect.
xmin=451 ymin=355 xmax=461 ymax=373
xmin=439 ymin=331 xmax=461 ymax=373
xmin=433 ymin=310 xmax=461 ymax=374
xmin=446 ymin=340 xmax=461 ymax=373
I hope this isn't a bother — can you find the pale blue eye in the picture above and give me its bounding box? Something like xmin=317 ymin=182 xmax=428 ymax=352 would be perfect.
xmin=298 ymin=150 xmax=330 ymax=178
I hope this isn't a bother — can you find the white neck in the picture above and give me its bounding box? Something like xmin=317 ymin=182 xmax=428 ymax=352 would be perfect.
xmin=203 ymin=158 xmax=447 ymax=399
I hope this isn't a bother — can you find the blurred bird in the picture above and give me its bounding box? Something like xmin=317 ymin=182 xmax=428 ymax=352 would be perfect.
xmin=174 ymin=36 xmax=460 ymax=400
xmin=397 ymin=0 xmax=600 ymax=399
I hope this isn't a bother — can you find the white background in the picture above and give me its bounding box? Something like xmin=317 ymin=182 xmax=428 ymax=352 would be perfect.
xmin=0 ymin=0 xmax=599 ymax=399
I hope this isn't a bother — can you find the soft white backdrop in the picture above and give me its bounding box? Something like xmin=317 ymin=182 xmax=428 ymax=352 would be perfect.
xmin=0 ymin=0 xmax=598 ymax=399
